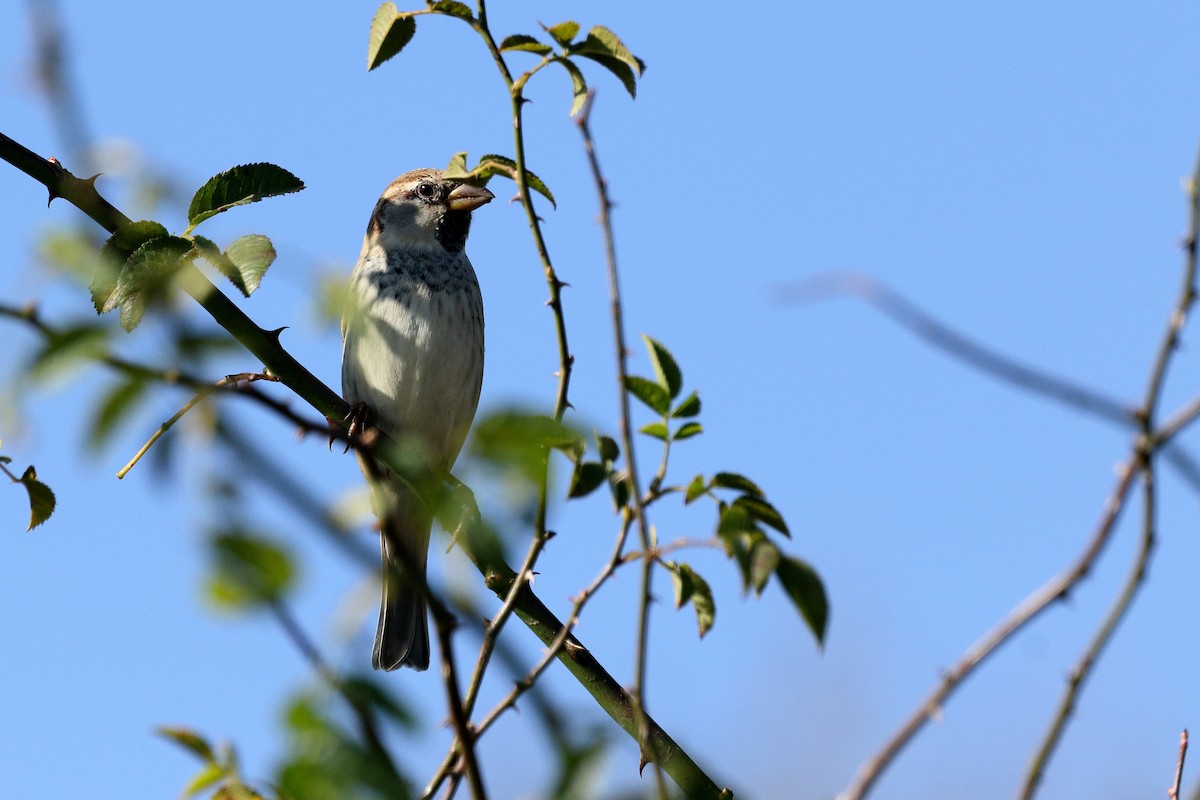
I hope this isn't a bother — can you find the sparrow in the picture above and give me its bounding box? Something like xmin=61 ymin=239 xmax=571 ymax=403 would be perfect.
xmin=341 ymin=168 xmax=493 ymax=671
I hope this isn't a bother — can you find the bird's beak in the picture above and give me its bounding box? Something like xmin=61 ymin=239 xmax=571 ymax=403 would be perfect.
xmin=447 ymin=183 xmax=495 ymax=212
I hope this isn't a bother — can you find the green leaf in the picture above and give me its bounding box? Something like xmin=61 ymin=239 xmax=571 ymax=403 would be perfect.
xmin=639 ymin=421 xmax=669 ymax=441
xmin=748 ymin=538 xmax=781 ymax=596
xmin=568 ymin=26 xmax=646 ymax=99
xmin=596 ymin=433 xmax=620 ymax=463
xmin=430 ymin=0 xmax=472 ymax=21
xmin=443 ymin=151 xmax=470 ymax=179
xmin=470 ymin=409 xmax=585 ymax=485
xmin=87 ymin=378 xmax=149 ymax=450
xmin=500 ymin=34 xmax=552 ymax=56
xmin=735 ymin=495 xmax=790 ymax=537
xmin=712 ymin=472 xmax=764 ymax=497
xmin=716 ymin=500 xmax=755 ymax=538
xmin=206 ymin=530 xmax=296 ymax=609
xmin=223 ymin=234 xmax=276 ymax=296
xmin=684 ymin=474 xmax=706 ymax=504
xmin=366 ymin=3 xmax=416 ymax=71
xmin=28 ymin=323 xmax=109 ymax=381
xmin=95 ymin=221 xmax=169 ymax=312
xmin=672 ymin=422 xmax=703 ymax=440
xmin=624 ymin=375 xmax=669 ymax=415
xmin=156 ymin=726 xmax=217 ymax=764
xmin=776 ymin=556 xmax=829 ymax=645
xmin=186 ymin=163 xmax=305 ymax=231
xmin=671 ymin=390 xmax=701 ymax=418
xmin=568 ymin=461 xmax=606 ymax=498
xmin=443 ymin=153 xmax=557 ymax=208
xmin=642 ymin=334 xmax=682 ymax=399
xmin=668 ymin=562 xmax=715 ymax=638
xmin=181 ymin=761 xmax=226 ymax=798
xmin=18 ymin=466 xmax=55 ymax=531
xmin=110 ymin=236 xmax=194 ymax=331
xmin=554 ymin=56 xmax=589 ymax=117
xmin=544 ymin=20 xmax=580 ymax=47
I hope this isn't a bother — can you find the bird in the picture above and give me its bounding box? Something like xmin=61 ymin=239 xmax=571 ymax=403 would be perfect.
xmin=341 ymin=168 xmax=493 ymax=671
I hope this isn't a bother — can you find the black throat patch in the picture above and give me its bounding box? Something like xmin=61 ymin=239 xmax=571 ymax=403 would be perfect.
xmin=435 ymin=210 xmax=472 ymax=253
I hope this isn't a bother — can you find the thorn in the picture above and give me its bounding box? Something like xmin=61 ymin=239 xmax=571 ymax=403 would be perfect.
xmin=265 ymin=326 xmax=288 ymax=344
xmin=563 ymin=639 xmax=584 ymax=657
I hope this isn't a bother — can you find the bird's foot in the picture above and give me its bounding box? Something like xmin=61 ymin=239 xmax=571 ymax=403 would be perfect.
xmin=336 ymin=401 xmax=376 ymax=453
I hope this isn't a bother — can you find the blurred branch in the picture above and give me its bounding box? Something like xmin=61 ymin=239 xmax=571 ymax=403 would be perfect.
xmin=0 ymin=132 xmax=723 ymax=800
xmin=777 ymin=271 xmax=1134 ymax=425
xmin=269 ymin=599 xmax=406 ymax=791
xmin=26 ymin=0 xmax=91 ymax=169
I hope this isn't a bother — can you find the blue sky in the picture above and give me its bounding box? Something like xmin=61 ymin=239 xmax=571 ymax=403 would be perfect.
xmin=2 ymin=3 xmax=1200 ymax=798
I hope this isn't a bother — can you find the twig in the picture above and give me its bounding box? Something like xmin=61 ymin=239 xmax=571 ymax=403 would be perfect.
xmin=576 ymin=89 xmax=666 ymax=795
xmin=429 ymin=602 xmax=488 ymax=800
xmin=1018 ymin=143 xmax=1200 ymax=798
xmin=1168 ymin=729 xmax=1188 ymax=800
xmin=1019 ymin=460 xmax=1157 ymax=798
xmin=116 ymin=372 xmax=277 ymax=478
xmin=840 ymin=458 xmax=1140 ymax=800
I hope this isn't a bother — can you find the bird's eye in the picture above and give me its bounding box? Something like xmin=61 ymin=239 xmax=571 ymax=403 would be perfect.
xmin=416 ymin=182 xmax=439 ymax=200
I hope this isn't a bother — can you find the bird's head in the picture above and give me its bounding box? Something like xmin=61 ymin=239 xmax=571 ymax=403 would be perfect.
xmin=367 ymin=168 xmax=494 ymax=254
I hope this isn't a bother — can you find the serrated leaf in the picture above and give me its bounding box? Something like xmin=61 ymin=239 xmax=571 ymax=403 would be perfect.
xmin=576 ymin=52 xmax=638 ymax=99
xmin=568 ymin=461 xmax=606 ymax=498
xmin=156 ymin=726 xmax=217 ymax=764
xmin=187 ymin=163 xmax=305 ymax=231
xmin=735 ymin=495 xmax=790 ymax=537
xmin=479 ymin=154 xmax=556 ymax=207
xmin=639 ymin=421 xmax=669 ymax=441
xmin=596 ymin=434 xmax=620 ymax=463
xmin=430 ymin=0 xmax=472 ymax=20
xmin=641 ymin=335 xmax=682 ymax=398
xmin=223 ymin=234 xmax=276 ymax=296
xmin=748 ymin=538 xmax=781 ymax=596
xmin=27 ymin=324 xmax=109 ymax=381
xmin=87 ymin=378 xmax=149 ymax=450
xmin=544 ymin=20 xmax=580 ymax=47
xmin=684 ymin=474 xmax=706 ymax=504
xmin=367 ymin=3 xmax=416 ymax=71
xmin=206 ymin=530 xmax=295 ymax=609
xmin=500 ymin=34 xmax=552 ymax=56
xmin=671 ymin=390 xmax=701 ymax=418
xmin=712 ymin=472 xmax=764 ymax=497
xmin=111 ymin=236 xmax=193 ymax=331
xmin=192 ymin=234 xmax=240 ymax=290
xmin=95 ymin=221 xmax=169 ymax=312
xmin=568 ymin=26 xmax=645 ymax=99
xmin=445 ymin=153 xmax=557 ymax=208
xmin=19 ymin=466 xmax=55 ymax=531
xmin=672 ymin=422 xmax=703 ymax=441
xmin=624 ymin=375 xmax=669 ymax=415
xmin=776 ymin=556 xmax=828 ymax=645
xmin=555 ymin=56 xmax=589 ymax=116
xmin=668 ymin=562 xmax=715 ymax=638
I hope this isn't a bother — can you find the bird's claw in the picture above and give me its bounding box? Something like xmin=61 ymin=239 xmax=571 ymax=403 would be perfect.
xmin=342 ymin=401 xmax=374 ymax=453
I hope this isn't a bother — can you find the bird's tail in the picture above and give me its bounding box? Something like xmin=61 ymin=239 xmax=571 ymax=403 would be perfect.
xmin=372 ymin=482 xmax=432 ymax=671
